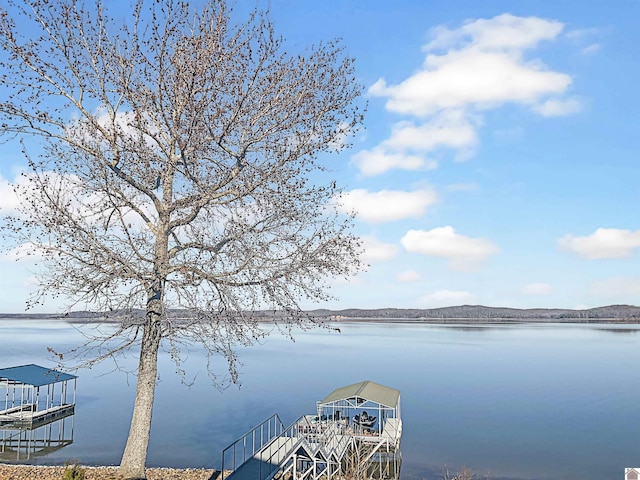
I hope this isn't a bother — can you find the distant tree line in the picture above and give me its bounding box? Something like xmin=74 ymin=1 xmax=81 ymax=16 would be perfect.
xmin=307 ymin=304 xmax=640 ymax=321
xmin=9 ymin=304 xmax=638 ymax=322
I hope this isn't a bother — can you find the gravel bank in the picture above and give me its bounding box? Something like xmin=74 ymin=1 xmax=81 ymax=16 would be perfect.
xmin=0 ymin=464 xmax=223 ymax=480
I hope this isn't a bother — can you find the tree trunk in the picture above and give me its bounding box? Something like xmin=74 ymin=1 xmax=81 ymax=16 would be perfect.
xmin=118 ymin=316 xmax=162 ymax=479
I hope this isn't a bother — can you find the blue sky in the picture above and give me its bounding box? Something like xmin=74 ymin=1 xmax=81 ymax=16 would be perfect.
xmin=1 ymin=1 xmax=639 ymax=313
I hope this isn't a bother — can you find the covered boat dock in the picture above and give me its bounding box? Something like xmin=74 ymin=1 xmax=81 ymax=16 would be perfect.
xmin=221 ymin=380 xmax=402 ymax=480
xmin=0 ymin=364 xmax=76 ymax=460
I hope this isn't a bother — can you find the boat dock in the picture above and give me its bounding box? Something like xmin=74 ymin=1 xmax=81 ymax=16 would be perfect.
xmin=0 ymin=364 xmax=77 ymax=460
xmin=221 ymin=380 xmax=402 ymax=480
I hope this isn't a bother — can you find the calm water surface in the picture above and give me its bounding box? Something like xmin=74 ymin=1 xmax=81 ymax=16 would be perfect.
xmin=1 ymin=319 xmax=639 ymax=480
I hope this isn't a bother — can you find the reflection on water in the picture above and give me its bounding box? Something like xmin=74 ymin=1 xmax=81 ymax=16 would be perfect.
xmin=0 ymin=416 xmax=74 ymax=462
xmin=600 ymin=328 xmax=639 ymax=335
xmin=0 ymin=319 xmax=639 ymax=480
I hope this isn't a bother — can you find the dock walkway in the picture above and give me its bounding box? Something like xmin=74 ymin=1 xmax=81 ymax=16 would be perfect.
xmin=225 ymin=437 xmax=298 ymax=480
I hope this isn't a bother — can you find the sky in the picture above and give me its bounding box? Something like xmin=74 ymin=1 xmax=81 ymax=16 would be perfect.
xmin=1 ymin=0 xmax=639 ymax=313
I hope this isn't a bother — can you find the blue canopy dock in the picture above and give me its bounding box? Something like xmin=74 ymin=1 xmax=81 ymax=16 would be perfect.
xmin=0 ymin=364 xmax=76 ymax=429
xmin=221 ymin=380 xmax=402 ymax=480
xmin=0 ymin=364 xmax=77 ymax=460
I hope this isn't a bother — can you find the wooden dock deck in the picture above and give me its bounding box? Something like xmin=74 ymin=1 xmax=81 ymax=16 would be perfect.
xmin=0 ymin=404 xmax=75 ymax=430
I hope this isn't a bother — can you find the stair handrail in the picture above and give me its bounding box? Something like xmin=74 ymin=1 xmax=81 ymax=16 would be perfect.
xmin=221 ymin=414 xmax=363 ymax=480
xmin=221 ymin=413 xmax=286 ymax=480
xmin=258 ymin=414 xmax=317 ymax=479
xmin=316 ymin=421 xmax=352 ymax=461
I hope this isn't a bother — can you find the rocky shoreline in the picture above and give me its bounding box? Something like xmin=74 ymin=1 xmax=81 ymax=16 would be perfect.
xmin=0 ymin=464 xmax=223 ymax=480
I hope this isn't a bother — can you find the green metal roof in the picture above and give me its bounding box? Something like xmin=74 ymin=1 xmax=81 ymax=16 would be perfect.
xmin=319 ymin=380 xmax=400 ymax=408
xmin=0 ymin=364 xmax=76 ymax=387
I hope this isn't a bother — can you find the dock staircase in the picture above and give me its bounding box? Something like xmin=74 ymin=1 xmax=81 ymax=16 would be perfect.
xmin=221 ymin=414 xmax=354 ymax=480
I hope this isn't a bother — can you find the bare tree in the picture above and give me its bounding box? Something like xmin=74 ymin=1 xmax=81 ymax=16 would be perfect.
xmin=0 ymin=1 xmax=363 ymax=478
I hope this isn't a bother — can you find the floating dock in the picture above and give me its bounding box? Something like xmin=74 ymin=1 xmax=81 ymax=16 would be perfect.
xmin=221 ymin=380 xmax=402 ymax=480
xmin=0 ymin=364 xmax=77 ymax=460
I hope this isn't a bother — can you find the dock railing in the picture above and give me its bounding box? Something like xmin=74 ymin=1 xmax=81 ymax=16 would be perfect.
xmin=221 ymin=414 xmax=321 ymax=480
xmin=317 ymin=421 xmax=352 ymax=460
xmin=221 ymin=413 xmax=285 ymax=480
xmin=256 ymin=415 xmax=314 ymax=478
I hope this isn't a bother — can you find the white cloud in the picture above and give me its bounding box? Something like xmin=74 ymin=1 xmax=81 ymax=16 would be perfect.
xmin=371 ymin=49 xmax=571 ymax=117
xmin=396 ymin=270 xmax=421 ymax=283
xmin=328 ymin=121 xmax=353 ymax=151
xmin=1 ymin=243 xmax=45 ymax=262
xmin=2 ymin=170 xmax=157 ymax=241
xmin=370 ymin=14 xmax=570 ymax=117
xmin=424 ymin=14 xmax=564 ymax=52
xmin=362 ymin=14 xmax=579 ymax=175
xmin=565 ymin=27 xmax=600 ymax=41
xmin=66 ymin=107 xmax=159 ymax=149
xmin=351 ymin=147 xmax=436 ymax=176
xmin=533 ymin=97 xmax=583 ymax=117
xmin=384 ymin=110 xmax=478 ymax=155
xmin=360 ymin=235 xmax=400 ymax=263
xmin=418 ymin=289 xmax=476 ymax=308
xmin=565 ymin=27 xmax=603 ymax=57
xmin=351 ymin=109 xmax=477 ymax=175
xmin=0 ymin=174 xmax=24 ymax=215
xmin=522 ymin=283 xmax=552 ymax=295
xmin=558 ymin=228 xmax=640 ymax=259
xmin=401 ymin=226 xmax=499 ymax=270
xmin=337 ymin=189 xmax=437 ymax=223
xmin=581 ymin=43 xmax=601 ymax=55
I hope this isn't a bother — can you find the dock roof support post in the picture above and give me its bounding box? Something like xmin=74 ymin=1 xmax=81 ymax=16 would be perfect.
xmin=293 ymin=453 xmax=297 ymax=480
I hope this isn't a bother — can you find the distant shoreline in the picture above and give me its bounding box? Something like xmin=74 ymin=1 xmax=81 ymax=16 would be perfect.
xmin=0 ymin=305 xmax=640 ymax=323
xmin=2 ymin=303 xmax=640 ymax=324
xmin=330 ymin=317 xmax=640 ymax=324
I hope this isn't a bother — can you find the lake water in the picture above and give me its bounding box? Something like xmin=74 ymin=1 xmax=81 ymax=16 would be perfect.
xmin=0 ymin=319 xmax=639 ymax=480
